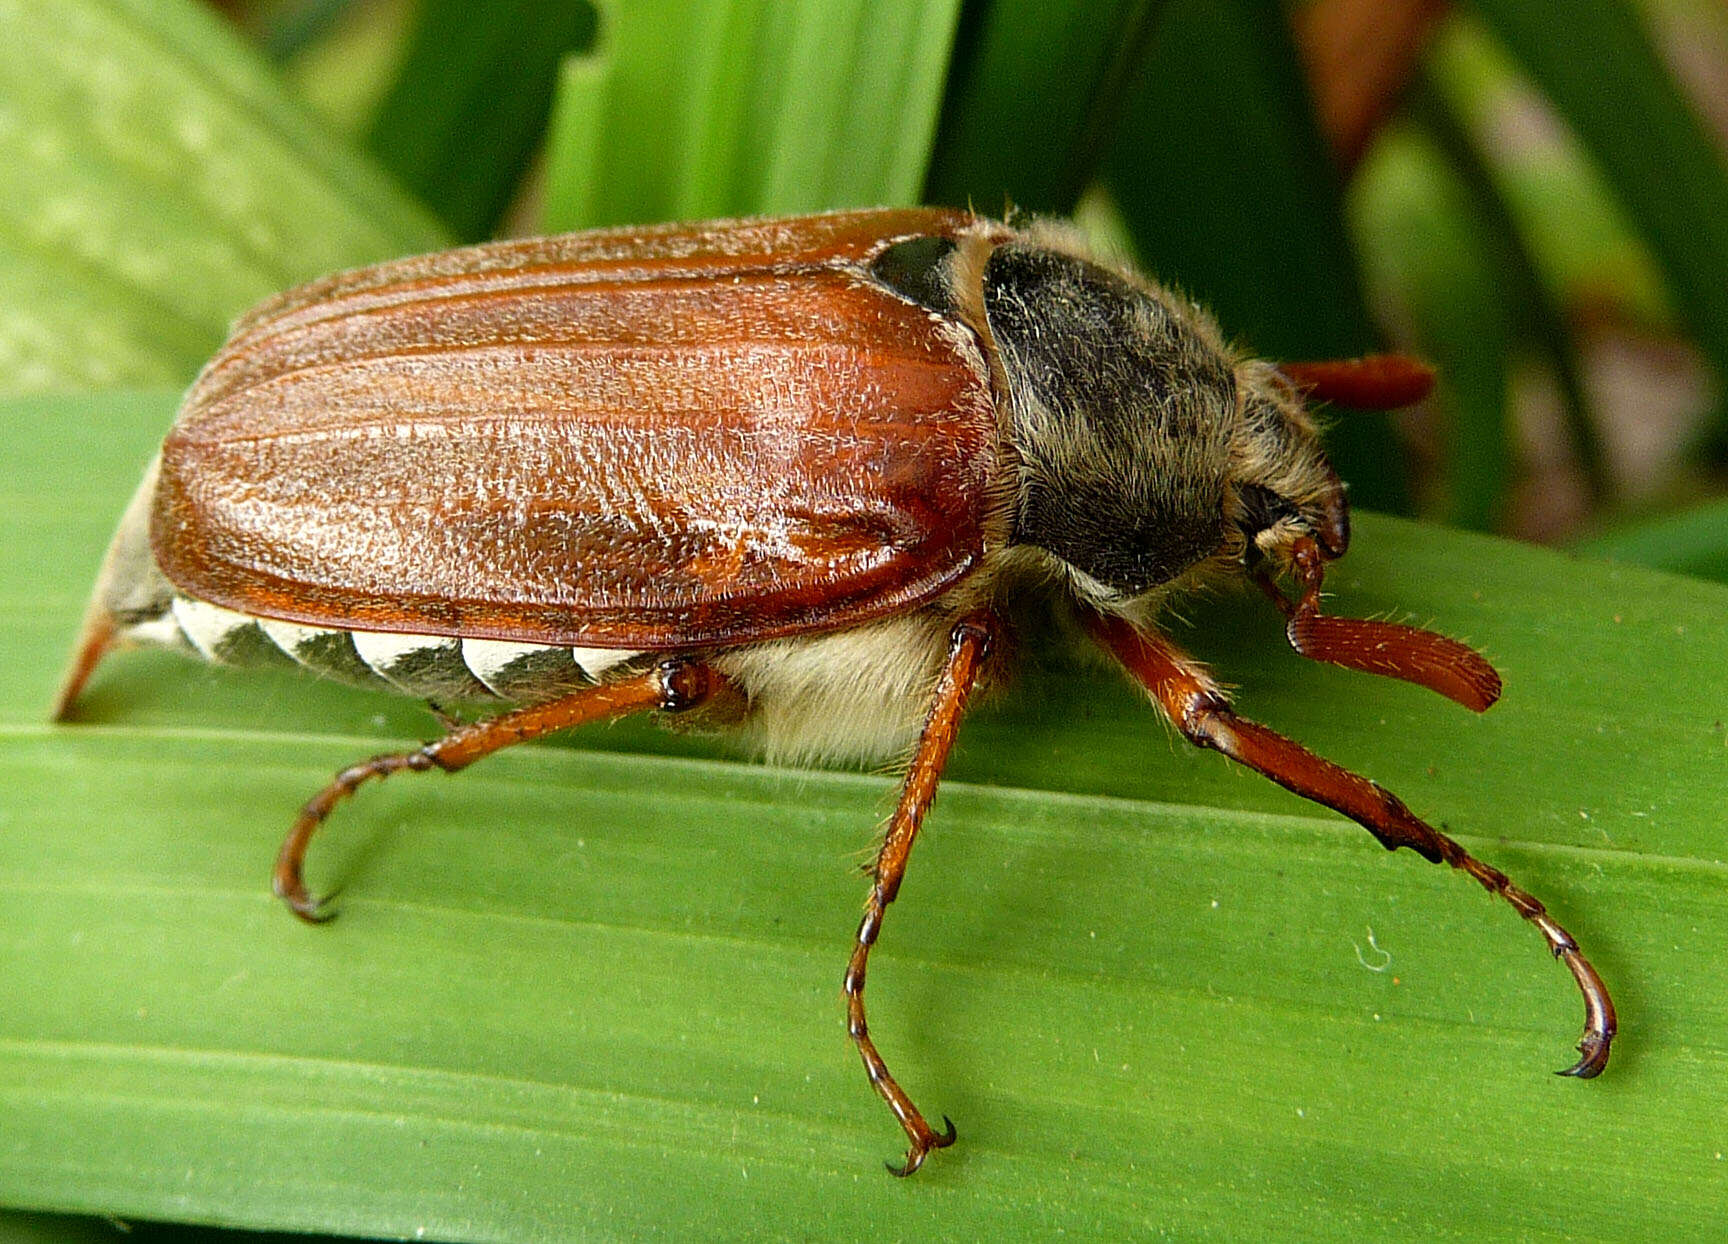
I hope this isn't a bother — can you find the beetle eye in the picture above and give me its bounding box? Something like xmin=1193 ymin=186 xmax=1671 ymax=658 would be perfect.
xmin=1237 ymin=483 xmax=1299 ymax=540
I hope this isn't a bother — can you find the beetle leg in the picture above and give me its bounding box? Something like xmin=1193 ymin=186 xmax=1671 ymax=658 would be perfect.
xmin=274 ymin=658 xmax=724 ymax=922
xmin=846 ymin=612 xmax=996 ymax=1176
xmin=424 ymin=699 xmax=463 ymax=731
xmin=1084 ymin=609 xmax=1616 ymax=1079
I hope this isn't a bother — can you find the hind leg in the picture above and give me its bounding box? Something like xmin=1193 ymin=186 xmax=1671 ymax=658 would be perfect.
xmin=275 ymin=658 xmax=725 ymax=920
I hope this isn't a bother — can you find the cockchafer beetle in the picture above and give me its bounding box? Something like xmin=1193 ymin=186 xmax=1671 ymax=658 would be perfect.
xmin=57 ymin=207 xmax=1614 ymax=1176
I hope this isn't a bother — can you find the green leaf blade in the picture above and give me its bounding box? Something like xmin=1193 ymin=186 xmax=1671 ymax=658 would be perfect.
xmin=6 ymin=390 xmax=1728 ymax=1236
xmin=543 ymin=0 xmax=960 ymax=231
xmin=0 ymin=0 xmax=446 ymax=397
xmin=1352 ymin=121 xmax=1514 ymax=530
xmin=364 ymin=0 xmax=600 ymax=241
xmin=3 ymin=735 xmax=1724 ymax=1238
xmin=926 ymin=0 xmax=1165 ymax=216
xmin=1576 ymin=498 xmax=1728 ymax=583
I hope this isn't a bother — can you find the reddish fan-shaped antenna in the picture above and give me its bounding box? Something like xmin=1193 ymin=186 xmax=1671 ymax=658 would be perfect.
xmin=1280 ymin=354 xmax=1435 ymax=410
xmin=1257 ymin=537 xmax=1501 ymax=712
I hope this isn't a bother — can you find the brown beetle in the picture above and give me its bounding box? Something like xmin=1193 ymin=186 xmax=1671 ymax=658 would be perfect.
xmin=57 ymin=207 xmax=1614 ymax=1175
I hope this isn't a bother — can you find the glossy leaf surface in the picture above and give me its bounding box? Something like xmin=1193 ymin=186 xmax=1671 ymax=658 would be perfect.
xmin=3 ymin=390 xmax=1724 ymax=1238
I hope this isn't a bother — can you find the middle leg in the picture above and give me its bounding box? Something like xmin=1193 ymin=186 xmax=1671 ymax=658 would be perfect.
xmin=844 ymin=611 xmax=997 ymax=1176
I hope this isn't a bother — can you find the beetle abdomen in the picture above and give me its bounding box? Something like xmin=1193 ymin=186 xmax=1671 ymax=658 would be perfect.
xmin=88 ymin=499 xmax=949 ymax=762
xmin=79 ymin=464 xmax=643 ymax=704
xmin=115 ymin=586 xmax=642 ymax=703
xmin=98 ymin=557 xmax=950 ymax=763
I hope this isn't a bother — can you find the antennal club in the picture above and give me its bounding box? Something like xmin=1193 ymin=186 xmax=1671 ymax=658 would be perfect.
xmin=1257 ymin=537 xmax=1502 ymax=713
xmin=1280 ymin=354 xmax=1436 ymax=410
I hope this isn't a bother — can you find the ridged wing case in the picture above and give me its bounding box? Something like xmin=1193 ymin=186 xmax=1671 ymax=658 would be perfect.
xmin=152 ymin=209 xmax=1001 ymax=648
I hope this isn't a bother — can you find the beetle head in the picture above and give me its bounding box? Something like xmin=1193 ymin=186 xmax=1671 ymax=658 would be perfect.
xmin=1229 ymin=359 xmax=1500 ymax=713
xmin=978 ymin=231 xmax=1495 ymax=710
xmin=1228 ymin=357 xmax=1351 ymax=580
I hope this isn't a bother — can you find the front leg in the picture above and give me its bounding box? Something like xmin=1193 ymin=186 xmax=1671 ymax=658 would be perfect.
xmin=1085 ymin=609 xmax=1615 ymax=1079
xmin=845 ymin=611 xmax=996 ymax=1176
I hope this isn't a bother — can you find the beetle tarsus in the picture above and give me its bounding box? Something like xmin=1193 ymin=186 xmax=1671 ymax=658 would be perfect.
xmin=1087 ymin=610 xmax=1619 ymax=1082
xmin=1553 ymin=945 xmax=1617 ymax=1078
xmin=274 ymin=874 xmax=339 ymax=925
xmin=885 ymin=1115 xmax=958 ymax=1177
xmin=273 ymin=750 xmax=428 ymax=922
xmin=1561 ymin=1032 xmax=1614 ymax=1080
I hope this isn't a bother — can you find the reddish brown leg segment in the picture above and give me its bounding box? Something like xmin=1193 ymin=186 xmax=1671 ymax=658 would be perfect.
xmin=1085 ymin=610 xmax=1615 ymax=1078
xmin=846 ymin=613 xmax=995 ymax=1176
xmin=274 ymin=659 xmax=721 ymax=921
